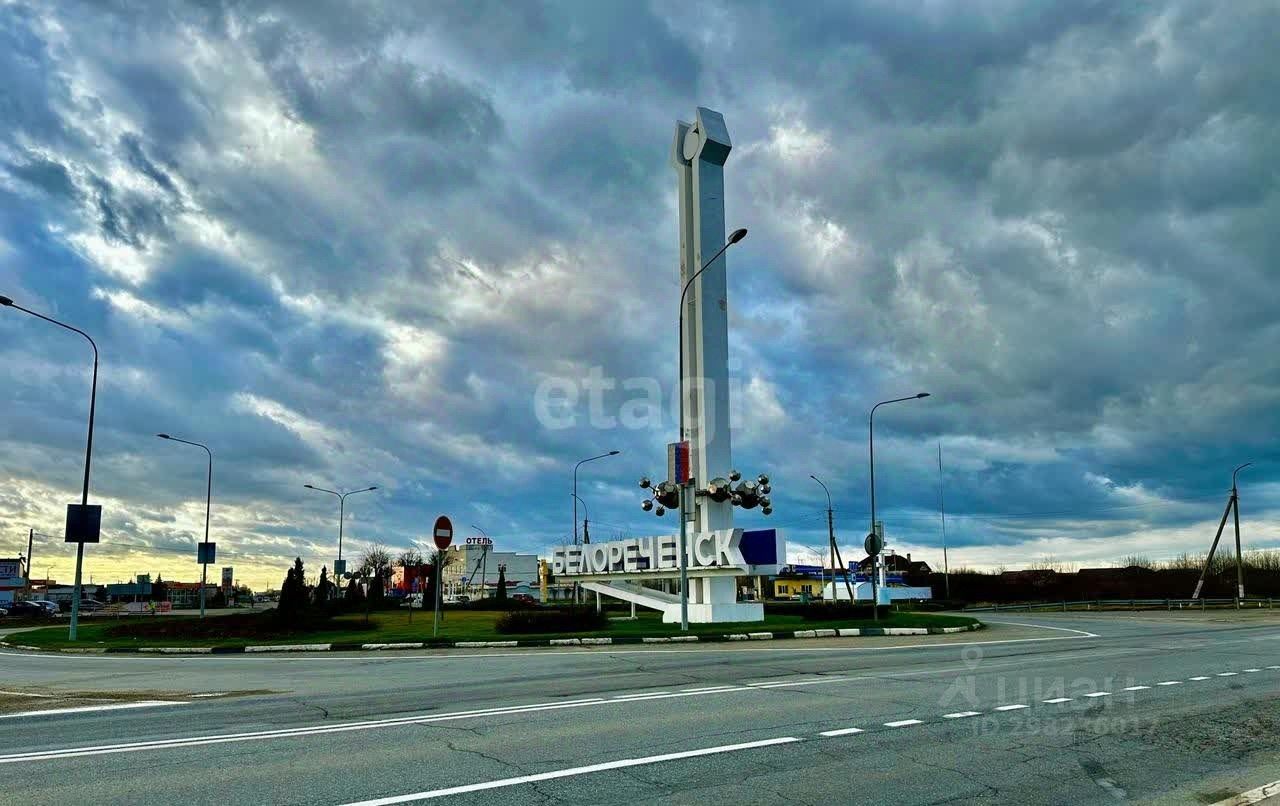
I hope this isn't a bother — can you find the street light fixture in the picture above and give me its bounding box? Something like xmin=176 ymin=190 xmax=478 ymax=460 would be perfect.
xmin=304 ymin=484 xmax=378 ymax=572
xmin=2 ymin=294 xmax=99 ymax=641
xmin=867 ymin=392 xmax=931 ymax=621
xmin=157 ymin=433 xmax=214 ymax=618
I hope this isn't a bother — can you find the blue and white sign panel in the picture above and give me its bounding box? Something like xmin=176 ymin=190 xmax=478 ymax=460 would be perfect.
xmin=552 ymin=528 xmax=784 ymax=582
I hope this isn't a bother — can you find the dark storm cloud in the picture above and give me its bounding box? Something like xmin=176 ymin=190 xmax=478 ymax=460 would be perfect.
xmin=1 ymin=0 xmax=1278 ymax=585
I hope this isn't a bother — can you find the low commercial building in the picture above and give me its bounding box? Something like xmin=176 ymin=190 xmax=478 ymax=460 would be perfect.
xmin=441 ymin=544 xmax=540 ymax=600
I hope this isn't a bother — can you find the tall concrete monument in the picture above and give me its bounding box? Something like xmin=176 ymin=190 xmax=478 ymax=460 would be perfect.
xmin=550 ymin=108 xmax=784 ymax=624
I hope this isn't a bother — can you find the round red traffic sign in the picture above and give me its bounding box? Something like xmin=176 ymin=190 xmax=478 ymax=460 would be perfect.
xmin=433 ymin=515 xmax=454 ymax=550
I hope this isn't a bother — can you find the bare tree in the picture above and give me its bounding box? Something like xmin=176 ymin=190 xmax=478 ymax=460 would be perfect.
xmin=397 ymin=547 xmax=424 ymax=568
xmin=359 ymin=542 xmax=394 ymax=601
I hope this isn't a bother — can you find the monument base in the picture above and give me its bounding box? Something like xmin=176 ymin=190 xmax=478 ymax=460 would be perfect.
xmin=668 ymin=602 xmax=763 ymax=624
xmin=581 ymin=579 xmax=766 ymax=624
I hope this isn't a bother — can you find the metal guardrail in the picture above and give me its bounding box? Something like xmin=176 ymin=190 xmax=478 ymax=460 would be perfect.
xmin=963 ymin=598 xmax=1275 ymax=613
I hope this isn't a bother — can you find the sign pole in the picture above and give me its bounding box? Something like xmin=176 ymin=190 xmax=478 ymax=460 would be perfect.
xmin=678 ymin=481 xmax=689 ymax=631
xmin=433 ymin=561 xmax=441 ymax=637
xmin=431 ymin=515 xmax=453 ymax=639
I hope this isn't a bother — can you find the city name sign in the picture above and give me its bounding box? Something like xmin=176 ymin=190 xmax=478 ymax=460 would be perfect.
xmin=553 ymin=529 xmax=749 ymax=579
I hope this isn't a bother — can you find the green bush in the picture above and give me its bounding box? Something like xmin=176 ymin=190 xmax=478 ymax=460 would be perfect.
xmin=494 ymin=607 xmax=609 ymax=634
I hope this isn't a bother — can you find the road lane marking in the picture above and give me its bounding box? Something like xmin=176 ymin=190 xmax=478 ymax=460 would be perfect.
xmin=1216 ymin=672 xmax=1239 ymax=677
xmin=819 ymin=727 xmax=864 ymax=737
xmin=1122 ymin=686 xmax=1151 ymax=691
xmin=942 ymin=711 xmax=981 ymax=718
xmin=1043 ymin=697 xmax=1073 ymax=703
xmin=1190 ymin=676 xmax=1211 ymax=681
xmin=1157 ymin=681 xmax=1182 ymax=686
xmin=884 ymin=719 xmax=923 ymax=728
xmin=1211 ymin=776 xmax=1280 ymax=805
xmin=609 ymin=692 xmax=672 ymax=702
xmin=1243 ymin=669 xmax=1262 ymax=673
xmin=190 ymin=693 xmax=227 ymax=698
xmin=0 ymin=690 xmax=55 ymax=698
xmin=680 ymin=685 xmax=741 ymax=693
xmin=979 ymin=620 xmax=1100 ymax=638
xmin=1083 ymin=692 xmax=1111 ymax=698
xmin=0 ymin=701 xmax=190 ymax=719
xmin=339 ymin=736 xmax=804 ymax=805
xmin=995 ymin=704 xmax=1029 ymax=711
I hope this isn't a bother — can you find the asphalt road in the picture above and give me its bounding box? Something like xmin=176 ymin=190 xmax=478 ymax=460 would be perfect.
xmin=4 ymin=611 xmax=1280 ymax=805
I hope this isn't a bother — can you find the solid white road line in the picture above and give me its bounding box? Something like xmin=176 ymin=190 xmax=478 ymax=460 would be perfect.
xmin=942 ymin=711 xmax=982 ymax=719
xmin=819 ymin=727 xmax=864 ymax=737
xmin=995 ymin=704 xmax=1029 ymax=711
xmin=340 ymin=736 xmax=803 ymax=805
xmin=979 ymin=620 xmax=1101 ymax=638
xmin=1210 ymin=776 xmax=1280 ymax=806
xmin=884 ymin=719 xmax=924 ymax=728
xmin=1043 ymin=697 xmax=1073 ymax=703
xmin=0 ymin=701 xmax=190 ymax=720
xmin=0 ymin=690 xmax=55 ymax=698
xmin=1157 ymin=681 xmax=1182 ymax=686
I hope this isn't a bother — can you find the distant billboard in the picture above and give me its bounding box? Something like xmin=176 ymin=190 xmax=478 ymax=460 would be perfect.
xmin=221 ymin=567 xmax=233 ymax=592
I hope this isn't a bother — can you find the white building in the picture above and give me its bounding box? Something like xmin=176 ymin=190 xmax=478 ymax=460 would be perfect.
xmin=821 ymin=581 xmax=933 ymax=602
xmin=441 ymin=544 xmax=540 ymax=599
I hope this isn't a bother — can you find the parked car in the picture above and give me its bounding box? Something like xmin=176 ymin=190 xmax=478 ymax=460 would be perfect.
xmin=511 ymin=593 xmax=539 ymax=606
xmin=29 ymin=600 xmax=61 ymax=615
xmin=399 ymin=593 xmax=424 ymax=609
xmin=0 ymin=607 xmax=8 ymax=618
xmin=5 ymin=601 xmax=53 ymax=618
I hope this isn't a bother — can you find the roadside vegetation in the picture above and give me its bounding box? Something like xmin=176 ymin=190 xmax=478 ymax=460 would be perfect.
xmin=11 ymin=608 xmax=978 ymax=650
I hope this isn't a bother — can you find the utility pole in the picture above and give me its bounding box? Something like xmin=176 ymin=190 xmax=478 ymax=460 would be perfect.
xmin=27 ymin=528 xmax=34 ymax=582
xmin=1191 ymin=463 xmax=1252 ymax=604
xmin=939 ymin=442 xmax=950 ymax=600
xmin=811 ymin=475 xmax=853 ymax=603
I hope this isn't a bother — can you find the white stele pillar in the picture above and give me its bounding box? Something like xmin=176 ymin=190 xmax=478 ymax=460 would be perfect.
xmin=673 ymin=107 xmax=761 ymax=623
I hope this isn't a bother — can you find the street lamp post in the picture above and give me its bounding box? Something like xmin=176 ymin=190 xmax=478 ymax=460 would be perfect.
xmin=676 ymin=228 xmax=747 ymax=630
xmin=304 ymin=484 xmax=378 ymax=572
xmin=1 ymin=295 xmax=99 ymax=641
xmin=868 ymin=392 xmax=930 ymax=621
xmin=810 ymin=475 xmax=854 ymax=603
xmin=156 ymin=434 xmax=213 ymax=618
xmin=570 ymin=494 xmax=589 ymax=543
xmin=573 ymin=451 xmax=619 ymax=604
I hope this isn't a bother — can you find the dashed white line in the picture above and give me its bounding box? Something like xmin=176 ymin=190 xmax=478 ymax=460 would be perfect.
xmin=1189 ymin=676 xmax=1211 ymax=681
xmin=819 ymin=727 xmax=864 ymax=737
xmin=884 ymin=719 xmax=924 ymax=728
xmin=1043 ymin=697 xmax=1073 ymax=703
xmin=1157 ymin=681 xmax=1182 ymax=686
xmin=1083 ymin=692 xmax=1112 ymax=698
xmin=340 ymin=736 xmax=804 ymax=805
xmin=1216 ymin=672 xmax=1239 ymax=677
xmin=1243 ymin=669 xmax=1262 ymax=673
xmin=1122 ymin=686 xmax=1151 ymax=691
xmin=680 ymin=685 xmax=740 ymax=693
xmin=942 ymin=711 xmax=982 ymax=719
xmin=995 ymin=704 xmax=1029 ymax=711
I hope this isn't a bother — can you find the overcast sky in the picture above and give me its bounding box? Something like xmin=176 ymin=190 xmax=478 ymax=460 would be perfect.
xmin=2 ymin=0 xmax=1278 ymax=589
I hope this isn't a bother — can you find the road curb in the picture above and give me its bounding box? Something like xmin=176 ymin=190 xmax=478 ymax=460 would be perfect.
xmin=0 ymin=621 xmax=980 ymax=655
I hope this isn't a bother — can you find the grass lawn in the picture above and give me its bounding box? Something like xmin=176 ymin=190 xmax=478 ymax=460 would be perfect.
xmin=12 ymin=608 xmax=979 ymax=650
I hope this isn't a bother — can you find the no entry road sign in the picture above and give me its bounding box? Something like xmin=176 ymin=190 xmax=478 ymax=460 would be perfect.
xmin=433 ymin=515 xmax=454 ymax=550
